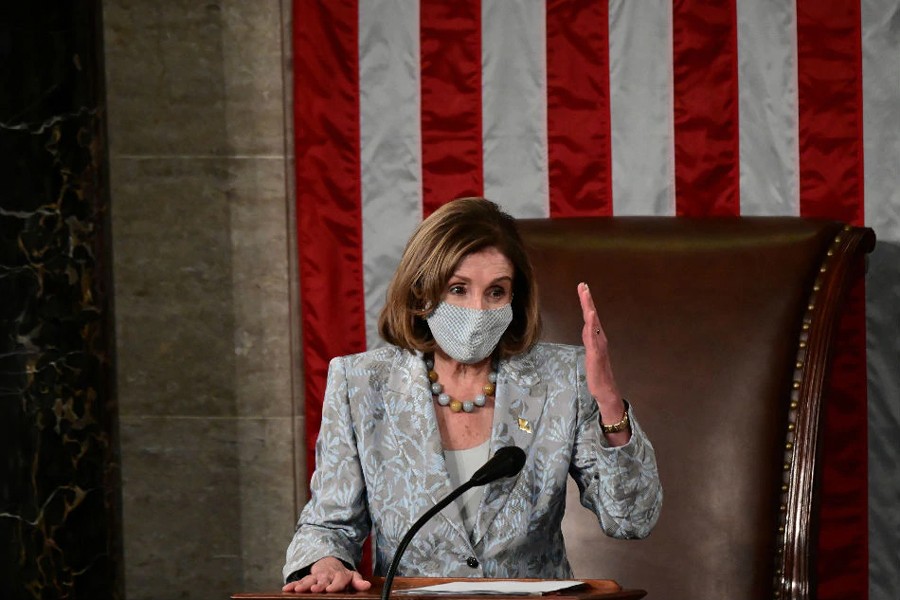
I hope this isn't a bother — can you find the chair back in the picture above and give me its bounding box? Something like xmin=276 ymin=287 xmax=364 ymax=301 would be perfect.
xmin=518 ymin=217 xmax=874 ymax=600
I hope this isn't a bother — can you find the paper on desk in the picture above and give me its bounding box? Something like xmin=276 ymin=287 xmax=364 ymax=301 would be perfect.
xmin=397 ymin=580 xmax=584 ymax=595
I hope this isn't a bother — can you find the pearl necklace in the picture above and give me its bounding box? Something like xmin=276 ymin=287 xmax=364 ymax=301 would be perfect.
xmin=425 ymin=356 xmax=498 ymax=413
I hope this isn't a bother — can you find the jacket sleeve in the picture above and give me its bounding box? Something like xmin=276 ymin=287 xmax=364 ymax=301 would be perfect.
xmin=568 ymin=351 xmax=663 ymax=539
xmin=283 ymin=356 xmax=371 ymax=581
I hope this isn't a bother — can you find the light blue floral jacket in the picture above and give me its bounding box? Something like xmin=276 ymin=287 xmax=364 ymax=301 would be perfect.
xmin=284 ymin=343 xmax=662 ymax=580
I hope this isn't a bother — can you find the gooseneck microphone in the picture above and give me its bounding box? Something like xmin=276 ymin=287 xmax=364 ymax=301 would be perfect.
xmin=380 ymin=446 xmax=526 ymax=600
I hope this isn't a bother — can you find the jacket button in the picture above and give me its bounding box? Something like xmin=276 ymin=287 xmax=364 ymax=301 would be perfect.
xmin=466 ymin=556 xmax=479 ymax=568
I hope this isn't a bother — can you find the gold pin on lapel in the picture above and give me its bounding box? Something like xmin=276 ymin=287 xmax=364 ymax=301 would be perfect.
xmin=517 ymin=417 xmax=533 ymax=434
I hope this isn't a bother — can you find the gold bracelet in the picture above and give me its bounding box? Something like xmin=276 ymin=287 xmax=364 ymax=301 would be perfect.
xmin=600 ymin=400 xmax=630 ymax=434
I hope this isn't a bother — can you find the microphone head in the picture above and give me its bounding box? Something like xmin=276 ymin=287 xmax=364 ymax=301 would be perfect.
xmin=469 ymin=446 xmax=526 ymax=486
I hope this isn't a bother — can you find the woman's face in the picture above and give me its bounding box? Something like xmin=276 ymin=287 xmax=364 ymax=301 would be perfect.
xmin=442 ymin=247 xmax=514 ymax=310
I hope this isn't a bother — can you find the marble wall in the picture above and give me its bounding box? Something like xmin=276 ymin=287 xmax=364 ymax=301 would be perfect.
xmin=102 ymin=1 xmax=301 ymax=598
xmin=1 ymin=3 xmax=123 ymax=599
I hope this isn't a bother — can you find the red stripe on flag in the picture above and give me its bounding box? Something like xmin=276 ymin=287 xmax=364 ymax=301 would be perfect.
xmin=293 ymin=0 xmax=366 ymax=476
xmin=420 ymin=0 xmax=483 ymax=215
xmin=671 ymin=0 xmax=741 ymax=216
xmin=818 ymin=273 xmax=869 ymax=600
xmin=796 ymin=3 xmax=867 ymax=599
xmin=545 ymin=0 xmax=612 ymax=217
xmin=797 ymin=1 xmax=865 ymax=225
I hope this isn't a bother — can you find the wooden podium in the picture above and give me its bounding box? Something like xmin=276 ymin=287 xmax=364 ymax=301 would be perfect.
xmin=232 ymin=578 xmax=646 ymax=600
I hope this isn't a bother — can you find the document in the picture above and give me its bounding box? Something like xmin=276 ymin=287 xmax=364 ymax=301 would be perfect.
xmin=398 ymin=580 xmax=584 ymax=595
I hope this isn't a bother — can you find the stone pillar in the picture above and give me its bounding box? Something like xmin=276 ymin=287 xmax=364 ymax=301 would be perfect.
xmin=102 ymin=1 xmax=297 ymax=598
xmin=0 ymin=3 xmax=122 ymax=599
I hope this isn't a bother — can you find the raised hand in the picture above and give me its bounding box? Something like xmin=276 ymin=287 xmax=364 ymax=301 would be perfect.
xmin=578 ymin=282 xmax=630 ymax=445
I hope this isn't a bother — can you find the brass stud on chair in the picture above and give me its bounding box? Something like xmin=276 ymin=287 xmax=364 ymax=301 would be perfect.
xmin=785 ymin=442 xmax=793 ymax=450
xmin=792 ymin=381 xmax=801 ymax=389
xmin=795 ymin=361 xmax=804 ymax=369
xmin=787 ymin=423 xmax=795 ymax=431
xmin=790 ymin=400 xmax=798 ymax=409
xmin=819 ymin=265 xmax=827 ymax=273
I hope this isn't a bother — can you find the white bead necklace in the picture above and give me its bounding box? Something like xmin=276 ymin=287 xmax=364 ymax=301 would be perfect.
xmin=424 ymin=356 xmax=498 ymax=413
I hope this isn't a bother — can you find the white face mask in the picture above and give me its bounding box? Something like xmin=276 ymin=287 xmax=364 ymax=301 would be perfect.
xmin=425 ymin=302 xmax=513 ymax=364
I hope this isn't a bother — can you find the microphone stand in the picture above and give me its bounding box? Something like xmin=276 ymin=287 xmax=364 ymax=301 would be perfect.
xmin=380 ymin=480 xmax=474 ymax=600
xmin=379 ymin=446 xmax=525 ymax=600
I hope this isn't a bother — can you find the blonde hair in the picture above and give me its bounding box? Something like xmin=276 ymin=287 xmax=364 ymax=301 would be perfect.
xmin=378 ymin=197 xmax=541 ymax=357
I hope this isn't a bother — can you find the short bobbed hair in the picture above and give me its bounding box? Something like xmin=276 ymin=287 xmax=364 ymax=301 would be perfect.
xmin=378 ymin=197 xmax=542 ymax=358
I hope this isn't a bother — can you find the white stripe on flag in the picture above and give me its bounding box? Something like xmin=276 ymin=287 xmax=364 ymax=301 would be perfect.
xmin=737 ymin=0 xmax=800 ymax=215
xmin=862 ymin=2 xmax=900 ymax=599
xmin=359 ymin=0 xmax=423 ymax=349
xmin=862 ymin=0 xmax=900 ymax=244
xmin=608 ymin=0 xmax=676 ymax=216
xmin=482 ymin=0 xmax=550 ymax=218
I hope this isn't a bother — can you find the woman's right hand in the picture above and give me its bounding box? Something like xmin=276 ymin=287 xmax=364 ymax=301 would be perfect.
xmin=282 ymin=556 xmax=372 ymax=594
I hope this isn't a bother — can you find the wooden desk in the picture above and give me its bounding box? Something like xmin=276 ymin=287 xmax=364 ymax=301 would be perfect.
xmin=232 ymin=578 xmax=646 ymax=600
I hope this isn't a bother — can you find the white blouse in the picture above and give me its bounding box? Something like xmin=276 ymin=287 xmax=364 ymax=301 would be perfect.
xmin=442 ymin=439 xmax=491 ymax=538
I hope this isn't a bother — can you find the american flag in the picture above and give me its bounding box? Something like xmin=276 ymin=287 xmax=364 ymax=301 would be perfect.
xmin=291 ymin=2 xmax=898 ymax=599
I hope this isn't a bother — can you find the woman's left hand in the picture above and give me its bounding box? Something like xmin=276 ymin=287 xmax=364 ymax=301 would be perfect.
xmin=578 ymin=282 xmax=630 ymax=444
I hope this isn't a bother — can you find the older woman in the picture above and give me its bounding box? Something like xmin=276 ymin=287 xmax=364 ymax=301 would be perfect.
xmin=283 ymin=198 xmax=662 ymax=593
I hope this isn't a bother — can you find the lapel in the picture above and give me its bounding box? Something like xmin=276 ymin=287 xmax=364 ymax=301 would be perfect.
xmin=381 ymin=349 xmax=470 ymax=544
xmin=472 ymin=349 xmax=547 ymax=546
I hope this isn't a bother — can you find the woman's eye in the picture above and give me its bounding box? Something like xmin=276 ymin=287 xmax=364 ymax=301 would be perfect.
xmin=448 ymin=285 xmax=466 ymax=295
xmin=488 ymin=287 xmax=509 ymax=299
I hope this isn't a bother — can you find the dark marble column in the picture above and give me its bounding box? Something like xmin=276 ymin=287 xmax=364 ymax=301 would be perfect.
xmin=0 ymin=3 xmax=122 ymax=599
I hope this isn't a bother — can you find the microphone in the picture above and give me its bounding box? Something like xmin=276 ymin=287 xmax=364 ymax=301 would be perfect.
xmin=380 ymin=446 xmax=526 ymax=600
xmin=469 ymin=445 xmax=527 ymax=486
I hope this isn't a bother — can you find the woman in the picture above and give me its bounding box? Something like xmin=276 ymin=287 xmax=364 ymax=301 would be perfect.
xmin=283 ymin=198 xmax=662 ymax=593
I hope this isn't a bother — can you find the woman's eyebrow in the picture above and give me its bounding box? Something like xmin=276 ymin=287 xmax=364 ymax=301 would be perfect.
xmin=448 ymin=274 xmax=512 ymax=284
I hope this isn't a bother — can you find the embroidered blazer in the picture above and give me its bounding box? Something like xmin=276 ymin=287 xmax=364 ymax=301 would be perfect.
xmin=284 ymin=343 xmax=662 ymax=580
